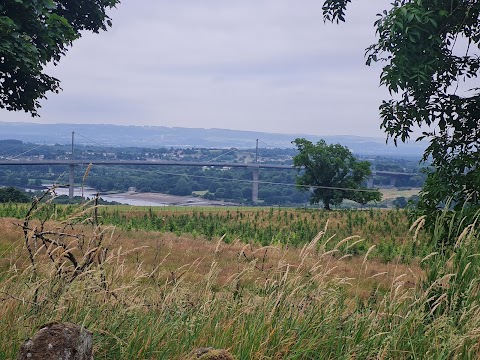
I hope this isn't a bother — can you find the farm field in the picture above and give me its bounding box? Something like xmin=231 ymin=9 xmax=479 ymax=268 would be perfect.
xmin=380 ymin=187 xmax=421 ymax=200
xmin=1 ymin=201 xmax=479 ymax=358
xmin=0 ymin=203 xmax=429 ymax=262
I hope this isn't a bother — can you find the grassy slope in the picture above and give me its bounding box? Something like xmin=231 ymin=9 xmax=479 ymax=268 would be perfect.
xmin=0 ymin=204 xmax=479 ymax=359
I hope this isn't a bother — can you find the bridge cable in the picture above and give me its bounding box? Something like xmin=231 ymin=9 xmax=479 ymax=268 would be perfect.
xmin=75 ymin=132 xmax=107 ymax=148
xmin=6 ymin=143 xmax=47 ymax=160
xmin=205 ymin=148 xmax=239 ymax=163
xmin=258 ymin=139 xmax=278 ymax=149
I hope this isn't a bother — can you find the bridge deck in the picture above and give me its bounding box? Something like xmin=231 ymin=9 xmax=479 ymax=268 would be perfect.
xmin=0 ymin=159 xmax=416 ymax=176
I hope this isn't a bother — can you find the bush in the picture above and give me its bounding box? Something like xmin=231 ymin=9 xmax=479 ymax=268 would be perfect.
xmin=0 ymin=186 xmax=31 ymax=203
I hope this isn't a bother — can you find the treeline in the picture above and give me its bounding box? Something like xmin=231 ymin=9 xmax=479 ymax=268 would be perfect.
xmin=0 ymin=186 xmax=31 ymax=203
xmin=86 ymin=165 xmax=311 ymax=205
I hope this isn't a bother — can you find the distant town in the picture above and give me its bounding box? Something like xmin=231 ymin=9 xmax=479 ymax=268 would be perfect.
xmin=0 ymin=137 xmax=425 ymax=208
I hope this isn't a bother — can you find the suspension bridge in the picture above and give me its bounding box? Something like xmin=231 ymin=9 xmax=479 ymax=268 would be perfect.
xmin=0 ymin=133 xmax=417 ymax=202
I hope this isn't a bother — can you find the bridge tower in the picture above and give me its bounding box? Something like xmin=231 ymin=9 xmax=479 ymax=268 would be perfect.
xmin=252 ymin=166 xmax=259 ymax=203
xmin=367 ymin=175 xmax=374 ymax=188
xmin=252 ymin=139 xmax=259 ymax=203
xmin=69 ymin=132 xmax=75 ymax=199
xmin=69 ymin=165 xmax=75 ymax=199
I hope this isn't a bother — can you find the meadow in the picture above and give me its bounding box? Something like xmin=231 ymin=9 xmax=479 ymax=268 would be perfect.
xmin=0 ymin=203 xmax=429 ymax=263
xmin=0 ymin=197 xmax=479 ymax=359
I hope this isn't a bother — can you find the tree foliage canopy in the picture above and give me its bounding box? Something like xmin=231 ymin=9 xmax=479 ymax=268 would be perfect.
xmin=323 ymin=0 xmax=480 ymax=216
xmin=292 ymin=138 xmax=381 ymax=210
xmin=0 ymin=0 xmax=120 ymax=115
xmin=0 ymin=186 xmax=30 ymax=203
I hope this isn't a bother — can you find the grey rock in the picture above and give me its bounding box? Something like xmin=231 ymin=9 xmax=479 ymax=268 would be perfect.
xmin=186 ymin=347 xmax=236 ymax=360
xmin=17 ymin=323 xmax=93 ymax=360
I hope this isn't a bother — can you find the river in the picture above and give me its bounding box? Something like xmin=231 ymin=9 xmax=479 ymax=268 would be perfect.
xmin=29 ymin=185 xmax=233 ymax=207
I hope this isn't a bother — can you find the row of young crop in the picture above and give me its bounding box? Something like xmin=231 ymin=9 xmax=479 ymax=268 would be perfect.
xmin=99 ymin=207 xmax=428 ymax=261
xmin=0 ymin=202 xmax=429 ymax=262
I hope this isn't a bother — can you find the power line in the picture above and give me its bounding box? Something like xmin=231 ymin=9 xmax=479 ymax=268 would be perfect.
xmin=88 ymin=164 xmax=379 ymax=193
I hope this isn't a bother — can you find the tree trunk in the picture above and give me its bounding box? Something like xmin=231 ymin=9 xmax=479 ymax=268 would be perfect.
xmin=324 ymin=200 xmax=331 ymax=210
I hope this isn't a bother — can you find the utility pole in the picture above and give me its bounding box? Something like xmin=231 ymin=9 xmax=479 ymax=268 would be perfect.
xmin=69 ymin=131 xmax=75 ymax=200
xmin=252 ymin=139 xmax=259 ymax=204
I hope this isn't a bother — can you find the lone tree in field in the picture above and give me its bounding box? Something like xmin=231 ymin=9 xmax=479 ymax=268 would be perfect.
xmin=0 ymin=0 xmax=120 ymax=116
xmin=322 ymin=0 xmax=480 ymax=217
xmin=292 ymin=138 xmax=381 ymax=210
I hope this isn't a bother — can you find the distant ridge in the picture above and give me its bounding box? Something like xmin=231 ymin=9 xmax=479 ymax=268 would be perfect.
xmin=0 ymin=122 xmax=426 ymax=157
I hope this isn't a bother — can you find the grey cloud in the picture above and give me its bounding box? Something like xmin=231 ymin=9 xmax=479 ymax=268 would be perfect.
xmin=3 ymin=0 xmax=393 ymax=138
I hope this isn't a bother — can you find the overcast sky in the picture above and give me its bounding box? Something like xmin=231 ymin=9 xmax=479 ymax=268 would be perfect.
xmin=3 ymin=0 xmax=395 ymax=137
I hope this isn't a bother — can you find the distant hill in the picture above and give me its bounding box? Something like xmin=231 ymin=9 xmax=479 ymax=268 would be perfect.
xmin=0 ymin=122 xmax=426 ymax=157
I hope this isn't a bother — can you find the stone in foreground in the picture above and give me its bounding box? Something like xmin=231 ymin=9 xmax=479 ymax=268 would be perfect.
xmin=186 ymin=347 xmax=236 ymax=360
xmin=17 ymin=322 xmax=93 ymax=360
